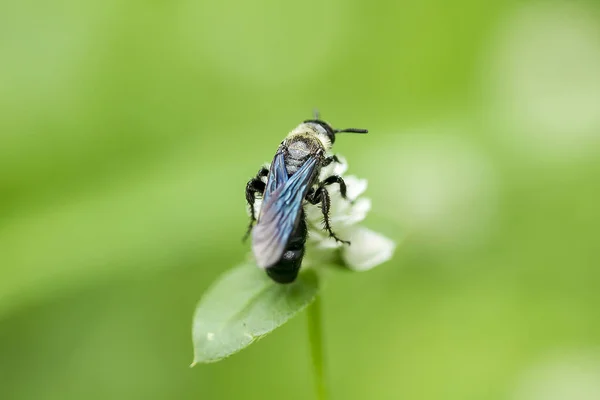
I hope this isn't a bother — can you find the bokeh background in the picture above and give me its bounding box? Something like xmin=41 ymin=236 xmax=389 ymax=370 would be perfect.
xmin=2 ymin=0 xmax=600 ymax=399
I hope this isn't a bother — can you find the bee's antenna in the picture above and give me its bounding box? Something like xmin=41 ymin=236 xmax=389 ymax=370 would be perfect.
xmin=313 ymin=109 xmax=321 ymax=120
xmin=333 ymin=128 xmax=369 ymax=134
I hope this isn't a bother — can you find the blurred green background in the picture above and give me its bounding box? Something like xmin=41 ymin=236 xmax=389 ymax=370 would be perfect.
xmin=2 ymin=0 xmax=600 ymax=399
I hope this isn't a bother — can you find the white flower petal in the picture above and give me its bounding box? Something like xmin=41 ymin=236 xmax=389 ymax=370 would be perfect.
xmin=320 ymin=155 xmax=348 ymax=180
xmin=332 ymin=155 xmax=349 ymax=176
xmin=304 ymin=202 xmax=323 ymax=225
xmin=341 ymin=227 xmax=396 ymax=271
xmin=306 ymin=223 xmax=346 ymax=249
xmin=330 ymin=198 xmax=371 ymax=226
xmin=316 ymin=237 xmax=343 ymax=249
xmin=343 ymin=175 xmax=368 ymax=200
xmin=306 ymin=227 xmax=326 ymax=242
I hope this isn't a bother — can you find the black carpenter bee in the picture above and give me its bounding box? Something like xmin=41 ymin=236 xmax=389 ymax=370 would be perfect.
xmin=244 ymin=116 xmax=368 ymax=284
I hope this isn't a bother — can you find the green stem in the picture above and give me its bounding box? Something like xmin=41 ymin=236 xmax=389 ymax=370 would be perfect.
xmin=307 ymin=294 xmax=329 ymax=400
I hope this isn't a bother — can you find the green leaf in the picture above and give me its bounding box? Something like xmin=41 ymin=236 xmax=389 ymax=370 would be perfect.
xmin=191 ymin=263 xmax=319 ymax=364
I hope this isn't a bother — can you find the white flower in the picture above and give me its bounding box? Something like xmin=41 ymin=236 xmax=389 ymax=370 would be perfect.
xmin=251 ymin=155 xmax=396 ymax=271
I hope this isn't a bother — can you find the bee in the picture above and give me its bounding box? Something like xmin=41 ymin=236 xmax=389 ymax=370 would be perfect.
xmin=245 ymin=115 xmax=368 ymax=283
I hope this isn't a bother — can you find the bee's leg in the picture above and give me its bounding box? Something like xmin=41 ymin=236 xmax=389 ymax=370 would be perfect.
xmin=322 ymin=155 xmax=341 ymax=167
xmin=306 ymin=187 xmax=351 ymax=245
xmin=244 ymin=167 xmax=268 ymax=241
xmin=319 ymin=175 xmax=350 ymax=202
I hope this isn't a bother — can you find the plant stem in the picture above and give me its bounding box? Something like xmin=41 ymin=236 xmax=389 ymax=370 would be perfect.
xmin=307 ymin=294 xmax=329 ymax=400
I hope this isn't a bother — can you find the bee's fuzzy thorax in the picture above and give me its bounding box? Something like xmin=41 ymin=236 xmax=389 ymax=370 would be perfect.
xmin=286 ymin=123 xmax=332 ymax=151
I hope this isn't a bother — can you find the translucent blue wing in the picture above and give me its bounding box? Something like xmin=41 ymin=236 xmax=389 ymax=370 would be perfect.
xmin=262 ymin=150 xmax=288 ymax=206
xmin=252 ymin=156 xmax=319 ymax=268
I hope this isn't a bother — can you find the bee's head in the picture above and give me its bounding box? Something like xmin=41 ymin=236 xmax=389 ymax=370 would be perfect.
xmin=302 ymin=119 xmax=368 ymax=146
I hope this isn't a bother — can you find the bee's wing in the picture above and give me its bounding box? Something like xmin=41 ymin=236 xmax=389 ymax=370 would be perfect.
xmin=262 ymin=150 xmax=288 ymax=206
xmin=252 ymin=156 xmax=319 ymax=268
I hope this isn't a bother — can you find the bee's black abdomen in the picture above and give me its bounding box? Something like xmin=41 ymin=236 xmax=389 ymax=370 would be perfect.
xmin=266 ymin=248 xmax=304 ymax=283
xmin=265 ymin=212 xmax=307 ymax=284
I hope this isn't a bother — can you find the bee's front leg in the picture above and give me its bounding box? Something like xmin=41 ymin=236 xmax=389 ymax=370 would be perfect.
xmin=322 ymin=155 xmax=341 ymax=167
xmin=306 ymin=186 xmax=350 ymax=245
xmin=243 ymin=167 xmax=268 ymax=241
xmin=319 ymin=175 xmax=351 ymax=202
